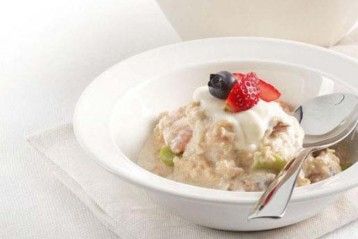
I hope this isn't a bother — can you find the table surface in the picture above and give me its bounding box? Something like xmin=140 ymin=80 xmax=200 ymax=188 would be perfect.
xmin=0 ymin=0 xmax=357 ymax=238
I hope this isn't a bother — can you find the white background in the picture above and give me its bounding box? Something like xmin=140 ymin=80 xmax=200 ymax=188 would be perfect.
xmin=0 ymin=0 xmax=356 ymax=238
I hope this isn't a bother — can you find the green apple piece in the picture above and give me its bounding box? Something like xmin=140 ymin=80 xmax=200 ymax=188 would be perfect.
xmin=159 ymin=146 xmax=175 ymax=167
xmin=254 ymin=154 xmax=286 ymax=173
xmin=341 ymin=162 xmax=352 ymax=170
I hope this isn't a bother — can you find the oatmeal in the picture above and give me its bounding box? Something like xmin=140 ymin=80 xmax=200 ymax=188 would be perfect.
xmin=137 ymin=71 xmax=342 ymax=191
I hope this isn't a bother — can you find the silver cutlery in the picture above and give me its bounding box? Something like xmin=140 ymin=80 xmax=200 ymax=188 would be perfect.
xmin=249 ymin=93 xmax=358 ymax=219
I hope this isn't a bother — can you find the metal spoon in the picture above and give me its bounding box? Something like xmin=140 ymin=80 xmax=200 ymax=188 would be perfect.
xmin=248 ymin=93 xmax=358 ymax=219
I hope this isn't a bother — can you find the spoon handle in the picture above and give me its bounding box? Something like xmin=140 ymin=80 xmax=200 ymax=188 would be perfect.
xmin=248 ymin=147 xmax=313 ymax=219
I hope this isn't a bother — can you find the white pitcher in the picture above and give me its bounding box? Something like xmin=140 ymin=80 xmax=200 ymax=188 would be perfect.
xmin=156 ymin=0 xmax=358 ymax=46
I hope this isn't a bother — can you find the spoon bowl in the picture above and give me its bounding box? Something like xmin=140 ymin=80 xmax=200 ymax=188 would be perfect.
xmin=295 ymin=94 xmax=358 ymax=147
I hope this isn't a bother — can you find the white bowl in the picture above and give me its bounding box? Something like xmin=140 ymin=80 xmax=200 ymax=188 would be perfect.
xmin=73 ymin=38 xmax=358 ymax=231
xmin=156 ymin=0 xmax=358 ymax=47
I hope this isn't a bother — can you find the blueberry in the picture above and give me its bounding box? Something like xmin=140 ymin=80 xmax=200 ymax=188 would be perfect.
xmin=208 ymin=71 xmax=237 ymax=99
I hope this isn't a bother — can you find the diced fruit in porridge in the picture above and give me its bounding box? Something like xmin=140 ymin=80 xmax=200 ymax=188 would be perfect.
xmin=340 ymin=162 xmax=352 ymax=170
xmin=225 ymin=74 xmax=259 ymax=112
xmin=159 ymin=146 xmax=175 ymax=167
xmin=258 ymin=79 xmax=281 ymax=102
xmin=169 ymin=128 xmax=192 ymax=154
xmin=208 ymin=71 xmax=237 ymax=99
xmin=253 ymin=154 xmax=286 ymax=173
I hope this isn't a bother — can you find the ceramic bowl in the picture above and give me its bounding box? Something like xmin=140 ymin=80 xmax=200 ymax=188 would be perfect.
xmin=73 ymin=38 xmax=358 ymax=231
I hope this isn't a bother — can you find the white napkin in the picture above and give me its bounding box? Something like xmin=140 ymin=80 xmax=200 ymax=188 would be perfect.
xmin=27 ymin=124 xmax=358 ymax=239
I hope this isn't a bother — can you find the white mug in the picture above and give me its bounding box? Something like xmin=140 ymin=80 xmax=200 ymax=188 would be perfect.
xmin=156 ymin=0 xmax=358 ymax=46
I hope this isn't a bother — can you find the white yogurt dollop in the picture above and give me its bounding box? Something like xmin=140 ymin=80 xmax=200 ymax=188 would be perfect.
xmin=193 ymin=86 xmax=303 ymax=152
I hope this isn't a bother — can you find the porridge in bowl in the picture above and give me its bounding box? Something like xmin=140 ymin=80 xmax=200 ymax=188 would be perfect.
xmin=138 ymin=71 xmax=342 ymax=191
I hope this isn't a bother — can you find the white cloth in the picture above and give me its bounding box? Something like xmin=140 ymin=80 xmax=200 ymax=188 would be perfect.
xmin=27 ymin=124 xmax=358 ymax=239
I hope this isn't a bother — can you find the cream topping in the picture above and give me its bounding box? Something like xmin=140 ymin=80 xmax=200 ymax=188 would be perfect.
xmin=193 ymin=86 xmax=303 ymax=151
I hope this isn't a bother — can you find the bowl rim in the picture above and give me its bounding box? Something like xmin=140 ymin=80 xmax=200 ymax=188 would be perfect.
xmin=74 ymin=37 xmax=358 ymax=204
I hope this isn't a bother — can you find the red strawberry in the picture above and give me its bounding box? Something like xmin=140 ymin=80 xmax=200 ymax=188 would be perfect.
xmin=244 ymin=72 xmax=260 ymax=84
xmin=233 ymin=72 xmax=259 ymax=83
xmin=258 ymin=79 xmax=281 ymax=102
xmin=233 ymin=72 xmax=245 ymax=81
xmin=226 ymin=74 xmax=260 ymax=112
xmin=234 ymin=71 xmax=281 ymax=102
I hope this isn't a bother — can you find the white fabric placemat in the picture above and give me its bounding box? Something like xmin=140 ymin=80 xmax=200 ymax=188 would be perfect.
xmin=27 ymin=124 xmax=358 ymax=239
